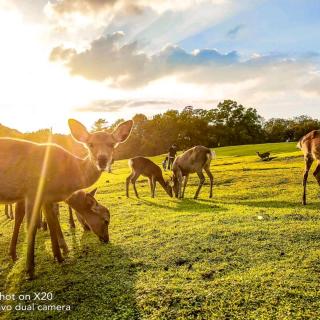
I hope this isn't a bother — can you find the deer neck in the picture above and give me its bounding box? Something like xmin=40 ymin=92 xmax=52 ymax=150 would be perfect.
xmin=73 ymin=156 xmax=101 ymax=191
xmin=157 ymin=176 xmax=168 ymax=191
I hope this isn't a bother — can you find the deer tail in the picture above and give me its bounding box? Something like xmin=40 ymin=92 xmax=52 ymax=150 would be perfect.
xmin=296 ymin=139 xmax=302 ymax=149
xmin=205 ymin=150 xmax=215 ymax=166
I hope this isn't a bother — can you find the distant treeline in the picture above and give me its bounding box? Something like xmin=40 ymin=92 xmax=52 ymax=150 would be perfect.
xmin=1 ymin=100 xmax=319 ymax=160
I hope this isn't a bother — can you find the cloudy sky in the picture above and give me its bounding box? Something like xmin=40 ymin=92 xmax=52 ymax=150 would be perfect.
xmin=0 ymin=0 xmax=319 ymax=132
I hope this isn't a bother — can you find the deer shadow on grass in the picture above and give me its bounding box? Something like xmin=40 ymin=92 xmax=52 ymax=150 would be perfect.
xmin=66 ymin=234 xmax=140 ymax=320
xmin=239 ymin=199 xmax=320 ymax=211
xmin=4 ymin=229 xmax=140 ymax=320
xmin=138 ymin=198 xmax=226 ymax=214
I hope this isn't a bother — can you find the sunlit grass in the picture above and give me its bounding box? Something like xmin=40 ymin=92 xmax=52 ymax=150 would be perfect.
xmin=0 ymin=142 xmax=319 ymax=319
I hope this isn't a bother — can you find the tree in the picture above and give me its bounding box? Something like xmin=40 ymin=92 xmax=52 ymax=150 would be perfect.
xmin=91 ymin=118 xmax=108 ymax=132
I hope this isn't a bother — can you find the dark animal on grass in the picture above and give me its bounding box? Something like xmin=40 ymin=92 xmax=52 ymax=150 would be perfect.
xmin=126 ymin=157 xmax=173 ymax=198
xmin=172 ymin=146 xmax=215 ymax=199
xmin=297 ymin=130 xmax=320 ymax=205
xmin=0 ymin=118 xmax=132 ymax=279
xmin=9 ymin=189 xmax=110 ymax=262
xmin=256 ymin=151 xmax=270 ymax=160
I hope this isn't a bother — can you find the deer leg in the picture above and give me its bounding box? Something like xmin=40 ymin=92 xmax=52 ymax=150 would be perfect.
xmin=37 ymin=210 xmax=42 ymax=229
xmin=151 ymin=176 xmax=156 ymax=198
xmin=42 ymin=220 xmax=48 ymax=231
xmin=126 ymin=173 xmax=133 ymax=197
xmin=43 ymin=202 xmax=64 ymax=263
xmin=53 ymin=203 xmax=69 ymax=254
xmin=25 ymin=198 xmax=41 ymax=280
xmin=176 ymin=170 xmax=183 ymax=199
xmin=302 ymin=157 xmax=313 ymax=205
xmin=148 ymin=178 xmax=153 ymax=197
xmin=181 ymin=174 xmax=189 ymax=199
xmin=56 ymin=220 xmax=69 ymax=255
xmin=194 ymin=171 xmax=205 ymax=199
xmin=131 ymin=173 xmax=140 ymax=198
xmin=5 ymin=204 xmax=9 ymax=219
xmin=9 ymin=204 xmax=14 ymax=219
xmin=68 ymin=206 xmax=76 ymax=229
xmin=9 ymin=201 xmax=25 ymax=261
xmin=313 ymin=163 xmax=320 ymax=186
xmin=204 ymin=166 xmax=214 ymax=198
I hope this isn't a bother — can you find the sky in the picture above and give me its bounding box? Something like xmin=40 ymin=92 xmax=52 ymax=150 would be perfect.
xmin=0 ymin=0 xmax=319 ymax=133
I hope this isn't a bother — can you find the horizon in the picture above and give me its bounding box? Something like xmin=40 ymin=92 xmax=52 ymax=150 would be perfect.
xmin=0 ymin=103 xmax=319 ymax=135
xmin=0 ymin=1 xmax=320 ymax=133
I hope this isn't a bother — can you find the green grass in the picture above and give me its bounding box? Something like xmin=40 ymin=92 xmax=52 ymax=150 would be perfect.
xmin=0 ymin=142 xmax=320 ymax=320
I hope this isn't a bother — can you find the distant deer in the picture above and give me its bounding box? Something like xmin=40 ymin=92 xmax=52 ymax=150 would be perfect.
xmin=9 ymin=188 xmax=110 ymax=262
xmin=172 ymin=146 xmax=214 ymax=199
xmin=0 ymin=118 xmax=132 ymax=279
xmin=126 ymin=157 xmax=173 ymax=198
xmin=4 ymin=204 xmax=14 ymax=219
xmin=256 ymin=151 xmax=270 ymax=160
xmin=297 ymin=130 xmax=320 ymax=205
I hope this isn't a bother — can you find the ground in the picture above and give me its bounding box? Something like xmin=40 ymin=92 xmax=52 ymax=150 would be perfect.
xmin=0 ymin=142 xmax=319 ymax=320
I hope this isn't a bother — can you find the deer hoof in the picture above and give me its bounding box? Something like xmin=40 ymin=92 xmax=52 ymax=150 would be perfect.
xmin=60 ymin=245 xmax=69 ymax=255
xmin=10 ymin=254 xmax=18 ymax=262
xmin=55 ymin=255 xmax=64 ymax=263
xmin=26 ymin=269 xmax=35 ymax=280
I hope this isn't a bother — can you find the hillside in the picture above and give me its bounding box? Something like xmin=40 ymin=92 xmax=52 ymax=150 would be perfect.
xmin=0 ymin=142 xmax=319 ymax=320
xmin=0 ymin=124 xmax=21 ymax=138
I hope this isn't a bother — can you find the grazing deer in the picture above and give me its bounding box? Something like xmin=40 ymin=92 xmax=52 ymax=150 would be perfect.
xmin=9 ymin=188 xmax=110 ymax=262
xmin=126 ymin=157 xmax=173 ymax=198
xmin=172 ymin=146 xmax=214 ymax=199
xmin=4 ymin=204 xmax=14 ymax=219
xmin=65 ymin=188 xmax=110 ymax=238
xmin=0 ymin=118 xmax=132 ymax=279
xmin=297 ymin=130 xmax=320 ymax=205
xmin=256 ymin=151 xmax=270 ymax=160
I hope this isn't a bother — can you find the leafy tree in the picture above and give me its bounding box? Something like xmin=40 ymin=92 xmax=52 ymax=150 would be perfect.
xmin=91 ymin=118 xmax=108 ymax=132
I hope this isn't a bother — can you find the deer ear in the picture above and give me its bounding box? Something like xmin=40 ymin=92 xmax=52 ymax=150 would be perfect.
xmin=89 ymin=188 xmax=97 ymax=196
xmin=112 ymin=120 xmax=133 ymax=144
xmin=68 ymin=119 xmax=90 ymax=143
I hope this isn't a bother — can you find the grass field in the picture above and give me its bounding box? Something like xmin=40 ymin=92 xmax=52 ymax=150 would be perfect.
xmin=0 ymin=142 xmax=320 ymax=320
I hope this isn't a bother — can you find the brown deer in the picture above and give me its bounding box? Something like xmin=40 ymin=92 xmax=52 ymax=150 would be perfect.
xmin=126 ymin=157 xmax=173 ymax=198
xmin=297 ymin=130 xmax=320 ymax=205
xmin=39 ymin=188 xmax=101 ymax=231
xmin=172 ymin=146 xmax=214 ymax=199
xmin=9 ymin=188 xmax=110 ymax=262
xmin=0 ymin=118 xmax=132 ymax=279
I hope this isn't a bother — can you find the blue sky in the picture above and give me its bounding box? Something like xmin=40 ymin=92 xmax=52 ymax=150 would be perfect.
xmin=0 ymin=0 xmax=319 ymax=132
xmin=180 ymin=0 xmax=320 ymax=55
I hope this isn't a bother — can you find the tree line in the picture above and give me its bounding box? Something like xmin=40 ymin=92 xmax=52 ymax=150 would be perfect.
xmin=1 ymin=100 xmax=319 ymax=160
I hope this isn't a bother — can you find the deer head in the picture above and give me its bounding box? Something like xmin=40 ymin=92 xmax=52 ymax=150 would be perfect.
xmin=171 ymin=174 xmax=180 ymax=198
xmin=67 ymin=189 xmax=111 ymax=243
xmin=68 ymin=119 xmax=133 ymax=172
xmin=165 ymin=179 xmax=174 ymax=197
